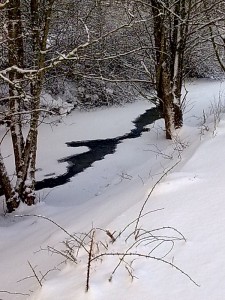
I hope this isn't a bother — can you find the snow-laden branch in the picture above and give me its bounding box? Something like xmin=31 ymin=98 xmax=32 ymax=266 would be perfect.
xmin=134 ymin=0 xmax=184 ymax=22
xmin=0 ymin=21 xmax=150 ymax=84
xmin=0 ymin=73 xmax=25 ymax=94
xmin=79 ymin=18 xmax=90 ymax=43
xmin=87 ymin=46 xmax=150 ymax=61
xmin=202 ymin=0 xmax=225 ymax=72
xmin=71 ymin=72 xmax=153 ymax=83
xmin=0 ymin=0 xmax=9 ymax=9
xmin=0 ymin=65 xmax=36 ymax=76
xmin=39 ymin=19 xmax=146 ymax=73
xmin=0 ymin=108 xmax=57 ymax=118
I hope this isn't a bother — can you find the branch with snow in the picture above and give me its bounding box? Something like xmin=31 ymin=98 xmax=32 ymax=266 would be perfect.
xmin=0 ymin=0 xmax=9 ymax=9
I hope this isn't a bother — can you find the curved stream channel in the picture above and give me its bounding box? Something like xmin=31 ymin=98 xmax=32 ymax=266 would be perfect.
xmin=0 ymin=106 xmax=160 ymax=196
xmin=35 ymin=107 xmax=160 ymax=191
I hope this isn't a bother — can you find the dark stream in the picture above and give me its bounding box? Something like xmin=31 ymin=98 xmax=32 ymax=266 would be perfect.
xmin=0 ymin=106 xmax=160 ymax=195
xmin=35 ymin=106 xmax=160 ymax=190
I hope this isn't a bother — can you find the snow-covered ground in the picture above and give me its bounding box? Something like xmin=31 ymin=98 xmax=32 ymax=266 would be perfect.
xmin=1 ymin=79 xmax=225 ymax=300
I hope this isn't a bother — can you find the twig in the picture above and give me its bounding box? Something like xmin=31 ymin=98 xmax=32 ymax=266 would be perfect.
xmin=0 ymin=290 xmax=30 ymax=297
xmin=47 ymin=245 xmax=76 ymax=263
xmin=135 ymin=160 xmax=180 ymax=234
xmin=138 ymin=175 xmax=144 ymax=185
xmin=92 ymin=252 xmax=200 ymax=287
xmin=115 ymin=208 xmax=164 ymax=240
xmin=96 ymin=227 xmax=116 ymax=243
xmin=86 ymin=230 xmax=95 ymax=292
xmin=0 ymin=128 xmax=10 ymax=145
xmin=136 ymin=227 xmax=186 ymax=242
xmin=125 ymin=263 xmax=138 ymax=281
xmin=15 ymin=214 xmax=89 ymax=253
xmin=149 ymin=226 xmax=186 ymax=242
xmin=28 ymin=261 xmax=42 ymax=287
xmin=39 ymin=267 xmax=59 ymax=283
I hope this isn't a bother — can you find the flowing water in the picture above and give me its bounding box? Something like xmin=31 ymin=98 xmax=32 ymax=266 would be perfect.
xmin=35 ymin=106 xmax=161 ymax=190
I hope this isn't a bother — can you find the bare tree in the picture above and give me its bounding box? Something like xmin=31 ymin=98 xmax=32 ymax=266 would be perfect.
xmin=0 ymin=0 xmax=222 ymax=212
xmin=132 ymin=0 xmax=198 ymax=139
xmin=201 ymin=0 xmax=225 ymax=72
xmin=0 ymin=0 xmax=144 ymax=212
xmin=0 ymin=0 xmax=57 ymax=211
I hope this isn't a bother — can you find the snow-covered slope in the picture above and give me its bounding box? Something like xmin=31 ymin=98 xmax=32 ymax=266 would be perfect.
xmin=0 ymin=79 xmax=225 ymax=300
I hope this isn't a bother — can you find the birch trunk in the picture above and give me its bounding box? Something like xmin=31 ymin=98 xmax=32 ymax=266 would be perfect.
xmin=15 ymin=0 xmax=55 ymax=205
xmin=7 ymin=0 xmax=25 ymax=172
xmin=0 ymin=0 xmax=55 ymax=211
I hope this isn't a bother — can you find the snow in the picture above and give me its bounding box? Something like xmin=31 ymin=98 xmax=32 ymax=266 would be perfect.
xmin=1 ymin=79 xmax=225 ymax=299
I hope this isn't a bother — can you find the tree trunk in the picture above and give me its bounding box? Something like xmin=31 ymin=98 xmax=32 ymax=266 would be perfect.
xmin=0 ymin=0 xmax=55 ymax=211
xmin=0 ymin=152 xmax=19 ymax=212
xmin=161 ymin=66 xmax=175 ymax=139
xmin=7 ymin=0 xmax=25 ymax=174
xmin=151 ymin=0 xmax=185 ymax=139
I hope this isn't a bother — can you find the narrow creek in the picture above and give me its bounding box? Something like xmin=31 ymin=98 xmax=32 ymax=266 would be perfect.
xmin=35 ymin=106 xmax=161 ymax=191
